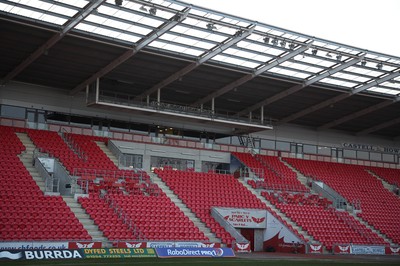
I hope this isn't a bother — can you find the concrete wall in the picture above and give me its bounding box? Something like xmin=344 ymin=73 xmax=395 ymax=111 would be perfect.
xmin=111 ymin=140 xmax=231 ymax=172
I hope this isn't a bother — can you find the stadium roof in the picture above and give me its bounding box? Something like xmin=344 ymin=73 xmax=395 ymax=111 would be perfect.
xmin=0 ymin=0 xmax=399 ymax=138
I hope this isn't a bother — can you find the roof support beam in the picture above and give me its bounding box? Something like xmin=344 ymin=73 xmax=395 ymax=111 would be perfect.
xmin=236 ymin=56 xmax=363 ymax=116
xmin=278 ymin=70 xmax=400 ymax=125
xmin=351 ymin=70 xmax=400 ymax=94
xmin=192 ymin=42 xmax=312 ymax=107
xmin=319 ymin=97 xmax=399 ymax=130
xmin=357 ymin=117 xmax=400 ymax=136
xmin=278 ymin=93 xmax=351 ymax=125
xmin=0 ymin=0 xmax=106 ymax=85
xmin=70 ymin=8 xmax=190 ymax=95
xmin=133 ymin=26 xmax=255 ymax=101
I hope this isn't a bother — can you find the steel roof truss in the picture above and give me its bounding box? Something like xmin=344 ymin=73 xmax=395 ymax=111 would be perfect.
xmin=0 ymin=0 xmax=106 ymax=85
xmin=70 ymin=7 xmax=190 ymax=95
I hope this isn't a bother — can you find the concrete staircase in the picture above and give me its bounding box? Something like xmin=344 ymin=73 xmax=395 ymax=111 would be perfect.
xmin=63 ymin=196 xmax=108 ymax=243
xmin=366 ymin=169 xmax=395 ymax=194
xmin=238 ymin=178 xmax=315 ymax=243
xmin=149 ymin=172 xmax=220 ymax=243
xmin=16 ymin=132 xmax=46 ymax=192
xmin=96 ymin=141 xmax=119 ymax=167
xmin=280 ymin=158 xmax=310 ymax=188
xmin=348 ymin=211 xmax=394 ymax=245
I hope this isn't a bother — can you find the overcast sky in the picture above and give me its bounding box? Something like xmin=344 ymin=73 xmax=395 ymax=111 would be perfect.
xmin=183 ymin=0 xmax=400 ymax=57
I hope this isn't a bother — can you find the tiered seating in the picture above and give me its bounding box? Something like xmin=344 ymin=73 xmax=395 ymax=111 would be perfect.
xmin=233 ymin=152 xmax=308 ymax=192
xmin=78 ymin=193 xmax=136 ymax=240
xmin=261 ymin=191 xmax=385 ymax=250
xmin=108 ymin=192 xmax=207 ymax=241
xmin=284 ymin=158 xmax=400 ymax=244
xmin=156 ymin=167 xmax=302 ymax=244
xmin=369 ymin=166 xmax=400 ymax=187
xmin=0 ymin=126 xmax=90 ymax=241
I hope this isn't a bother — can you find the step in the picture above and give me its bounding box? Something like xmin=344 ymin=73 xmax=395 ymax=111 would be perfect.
xmin=149 ymin=173 xmax=220 ymax=242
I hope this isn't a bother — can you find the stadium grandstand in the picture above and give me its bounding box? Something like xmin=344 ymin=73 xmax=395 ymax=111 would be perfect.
xmin=0 ymin=0 xmax=399 ymax=257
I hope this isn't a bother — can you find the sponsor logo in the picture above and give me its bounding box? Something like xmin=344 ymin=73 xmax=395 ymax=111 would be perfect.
xmin=0 ymin=242 xmax=68 ymax=250
xmin=147 ymin=242 xmax=174 ymax=248
xmin=251 ymin=217 xmax=265 ymax=223
xmin=126 ymin=243 xmax=144 ymax=248
xmin=24 ymin=250 xmax=83 ymax=260
xmin=234 ymin=243 xmax=251 ymax=253
xmin=390 ymin=247 xmax=400 ymax=253
xmin=309 ymin=244 xmax=322 ymax=253
xmin=0 ymin=251 xmax=23 ymax=260
xmin=76 ymin=243 xmax=95 ymax=249
xmin=156 ymin=247 xmax=234 ymax=258
xmin=351 ymin=245 xmax=385 ymax=255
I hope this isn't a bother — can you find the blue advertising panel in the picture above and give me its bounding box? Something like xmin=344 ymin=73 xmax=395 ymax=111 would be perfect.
xmin=155 ymin=247 xmax=235 ymax=258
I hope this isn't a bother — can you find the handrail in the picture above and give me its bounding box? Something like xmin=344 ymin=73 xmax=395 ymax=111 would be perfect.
xmin=211 ymin=207 xmax=248 ymax=244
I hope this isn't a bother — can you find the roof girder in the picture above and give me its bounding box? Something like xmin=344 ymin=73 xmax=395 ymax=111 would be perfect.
xmin=69 ymin=7 xmax=191 ymax=95
xmin=319 ymin=98 xmax=399 ymax=130
xmin=0 ymin=0 xmax=106 ymax=85
xmin=277 ymin=70 xmax=400 ymax=125
xmin=357 ymin=116 xmax=400 ymax=136
xmin=192 ymin=42 xmax=313 ymax=106
xmin=236 ymin=56 xmax=363 ymax=116
xmin=134 ymin=25 xmax=255 ymax=100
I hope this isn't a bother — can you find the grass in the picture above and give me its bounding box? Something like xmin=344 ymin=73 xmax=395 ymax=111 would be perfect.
xmin=2 ymin=257 xmax=400 ymax=266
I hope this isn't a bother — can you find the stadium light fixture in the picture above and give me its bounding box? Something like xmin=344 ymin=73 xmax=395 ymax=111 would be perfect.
xmin=263 ymin=36 xmax=270 ymax=44
xmin=206 ymin=23 xmax=217 ymax=31
xmin=289 ymin=42 xmax=295 ymax=50
xmin=336 ymin=54 xmax=342 ymax=61
xmin=326 ymin=52 xmax=332 ymax=58
xmin=361 ymin=59 xmax=367 ymax=66
xmin=280 ymin=40 xmax=286 ymax=47
xmin=376 ymin=62 xmax=383 ymax=70
xmin=140 ymin=5 xmax=148 ymax=12
xmin=115 ymin=0 xmax=122 ymax=6
xmin=149 ymin=7 xmax=157 ymax=16
xmin=312 ymin=48 xmax=318 ymax=55
xmin=271 ymin=38 xmax=278 ymax=45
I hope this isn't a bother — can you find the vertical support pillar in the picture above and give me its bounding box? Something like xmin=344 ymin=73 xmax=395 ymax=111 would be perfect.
xmin=211 ymin=98 xmax=215 ymax=114
xmin=260 ymin=105 xmax=264 ymax=124
xmin=95 ymin=78 xmax=99 ymax=102
xmin=157 ymin=89 xmax=161 ymax=103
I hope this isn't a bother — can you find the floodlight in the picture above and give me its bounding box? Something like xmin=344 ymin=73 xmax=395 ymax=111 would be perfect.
xmin=263 ymin=37 xmax=270 ymax=44
xmin=271 ymin=38 xmax=278 ymax=45
xmin=361 ymin=59 xmax=367 ymax=66
xmin=149 ymin=7 xmax=157 ymax=16
xmin=312 ymin=48 xmax=318 ymax=55
xmin=279 ymin=40 xmax=286 ymax=47
xmin=140 ymin=5 xmax=148 ymax=12
xmin=206 ymin=23 xmax=217 ymax=31
xmin=376 ymin=62 xmax=383 ymax=70
xmin=115 ymin=0 xmax=122 ymax=6
xmin=289 ymin=43 xmax=295 ymax=50
xmin=336 ymin=54 xmax=342 ymax=61
xmin=326 ymin=52 xmax=332 ymax=58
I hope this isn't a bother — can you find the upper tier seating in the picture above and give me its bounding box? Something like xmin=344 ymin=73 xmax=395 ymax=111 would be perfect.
xmin=368 ymin=167 xmax=400 ymax=187
xmin=262 ymin=191 xmax=386 ymax=250
xmin=284 ymin=158 xmax=400 ymax=244
xmin=0 ymin=126 xmax=90 ymax=241
xmin=233 ymin=152 xmax=308 ymax=192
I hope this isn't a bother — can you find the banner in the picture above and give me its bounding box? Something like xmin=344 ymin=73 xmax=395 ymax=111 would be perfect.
xmin=0 ymin=242 xmax=68 ymax=250
xmin=117 ymin=242 xmax=147 ymax=248
xmin=82 ymin=248 xmax=156 ymax=258
xmin=351 ymin=245 xmax=385 ymax=255
xmin=309 ymin=244 xmax=323 ymax=254
xmin=117 ymin=242 xmax=221 ymax=249
xmin=333 ymin=244 xmax=351 ymax=254
xmin=155 ymin=247 xmax=235 ymax=258
xmin=215 ymin=208 xmax=267 ymax=228
xmin=234 ymin=242 xmax=251 ymax=253
xmin=68 ymin=242 xmax=102 ymax=249
xmin=385 ymin=246 xmax=400 ymax=255
xmin=263 ymin=212 xmax=304 ymax=253
xmin=0 ymin=249 xmax=83 ymax=260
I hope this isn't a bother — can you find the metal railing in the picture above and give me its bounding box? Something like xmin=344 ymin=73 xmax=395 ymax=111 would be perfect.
xmin=312 ymin=181 xmax=347 ymax=209
xmin=34 ymin=157 xmax=59 ymax=193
